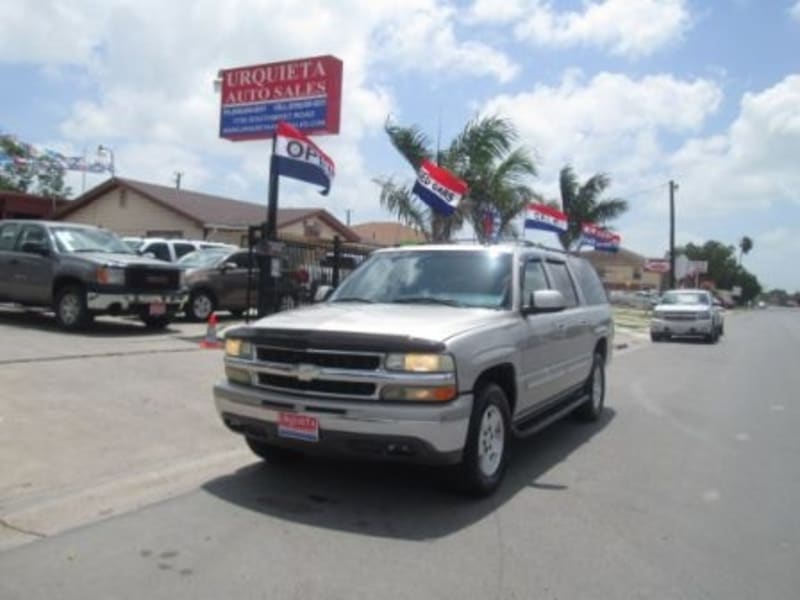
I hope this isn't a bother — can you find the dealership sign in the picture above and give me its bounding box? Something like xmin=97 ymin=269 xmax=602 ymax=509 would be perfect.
xmin=219 ymin=55 xmax=342 ymax=141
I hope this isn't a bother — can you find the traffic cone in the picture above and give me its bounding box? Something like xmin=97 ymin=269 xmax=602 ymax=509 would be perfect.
xmin=200 ymin=312 xmax=223 ymax=349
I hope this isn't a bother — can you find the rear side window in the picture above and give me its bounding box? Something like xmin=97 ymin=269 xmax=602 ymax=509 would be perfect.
xmin=173 ymin=242 xmax=196 ymax=258
xmin=0 ymin=223 xmax=21 ymax=250
xmin=230 ymin=253 xmax=253 ymax=269
xmin=522 ymin=259 xmax=549 ymax=305
xmin=546 ymin=261 xmax=579 ymax=308
xmin=569 ymin=257 xmax=608 ymax=305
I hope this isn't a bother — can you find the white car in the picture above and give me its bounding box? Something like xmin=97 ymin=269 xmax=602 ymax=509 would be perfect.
xmin=650 ymin=289 xmax=724 ymax=343
xmin=127 ymin=238 xmax=236 ymax=262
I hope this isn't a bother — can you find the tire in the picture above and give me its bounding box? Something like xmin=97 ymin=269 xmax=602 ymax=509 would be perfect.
xmin=451 ymin=383 xmax=511 ymax=497
xmin=574 ymin=352 xmax=606 ymax=422
xmin=187 ymin=289 xmax=216 ymax=322
xmin=229 ymin=309 xmax=244 ymax=319
xmin=650 ymin=332 xmax=661 ymax=342
xmin=245 ymin=437 xmax=304 ymax=464
xmin=141 ymin=314 xmax=171 ymax=329
xmin=54 ymin=285 xmax=90 ymax=331
xmin=719 ymin=323 xmax=724 ymax=336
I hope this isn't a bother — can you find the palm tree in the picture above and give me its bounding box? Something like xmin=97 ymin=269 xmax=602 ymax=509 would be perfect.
xmin=376 ymin=115 xmax=538 ymax=242
xmin=739 ymin=236 xmax=753 ymax=265
xmin=556 ymin=165 xmax=628 ymax=250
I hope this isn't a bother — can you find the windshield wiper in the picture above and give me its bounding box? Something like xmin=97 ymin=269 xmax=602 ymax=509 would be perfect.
xmin=331 ymin=296 xmax=377 ymax=303
xmin=72 ymin=248 xmax=109 ymax=253
xmin=393 ymin=296 xmax=464 ymax=307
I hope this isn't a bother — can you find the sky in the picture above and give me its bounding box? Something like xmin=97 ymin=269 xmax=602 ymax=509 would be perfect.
xmin=1 ymin=0 xmax=799 ymax=291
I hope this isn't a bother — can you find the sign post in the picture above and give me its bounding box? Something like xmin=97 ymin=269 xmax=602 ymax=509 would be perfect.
xmin=218 ymin=55 xmax=342 ymax=316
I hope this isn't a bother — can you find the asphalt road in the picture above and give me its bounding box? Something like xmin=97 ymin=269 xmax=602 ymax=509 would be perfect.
xmin=1 ymin=309 xmax=799 ymax=599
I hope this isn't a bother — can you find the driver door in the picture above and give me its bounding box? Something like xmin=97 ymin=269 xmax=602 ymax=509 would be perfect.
xmin=8 ymin=224 xmax=55 ymax=304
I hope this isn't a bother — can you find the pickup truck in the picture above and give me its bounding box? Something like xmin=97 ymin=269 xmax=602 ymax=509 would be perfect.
xmin=215 ymin=243 xmax=613 ymax=495
xmin=0 ymin=219 xmax=186 ymax=330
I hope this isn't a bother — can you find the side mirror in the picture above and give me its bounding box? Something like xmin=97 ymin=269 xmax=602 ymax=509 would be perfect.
xmin=523 ymin=289 xmax=566 ymax=315
xmin=314 ymin=285 xmax=335 ymax=302
xmin=221 ymin=262 xmax=239 ymax=271
xmin=21 ymin=241 xmax=50 ymax=256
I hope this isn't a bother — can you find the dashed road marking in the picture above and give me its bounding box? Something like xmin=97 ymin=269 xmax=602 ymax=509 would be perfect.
xmin=735 ymin=432 xmax=751 ymax=442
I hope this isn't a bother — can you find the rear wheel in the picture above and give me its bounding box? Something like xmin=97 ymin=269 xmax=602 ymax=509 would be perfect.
xmin=54 ymin=285 xmax=90 ymax=331
xmin=245 ymin=437 xmax=304 ymax=464
xmin=450 ymin=383 xmax=511 ymax=496
xmin=188 ymin=290 xmax=216 ymax=322
xmin=574 ymin=352 xmax=605 ymax=422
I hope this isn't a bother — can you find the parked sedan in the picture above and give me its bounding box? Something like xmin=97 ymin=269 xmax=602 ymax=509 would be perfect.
xmin=650 ymin=289 xmax=724 ymax=343
xmin=178 ymin=249 xmax=302 ymax=321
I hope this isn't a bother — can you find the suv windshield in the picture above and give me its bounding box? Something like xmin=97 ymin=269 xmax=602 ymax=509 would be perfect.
xmin=177 ymin=249 xmax=230 ymax=268
xmin=52 ymin=227 xmax=133 ymax=254
xmin=331 ymin=249 xmax=513 ymax=309
xmin=661 ymin=291 xmax=709 ymax=305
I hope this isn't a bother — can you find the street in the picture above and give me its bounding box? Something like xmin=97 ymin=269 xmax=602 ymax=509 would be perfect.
xmin=1 ymin=308 xmax=799 ymax=599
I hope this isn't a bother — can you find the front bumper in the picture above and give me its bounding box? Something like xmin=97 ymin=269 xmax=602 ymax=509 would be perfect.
xmin=213 ymin=380 xmax=472 ymax=465
xmin=650 ymin=318 xmax=713 ymax=336
xmin=87 ymin=291 xmax=188 ymax=313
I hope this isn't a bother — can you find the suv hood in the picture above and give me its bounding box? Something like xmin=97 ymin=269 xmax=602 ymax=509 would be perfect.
xmin=67 ymin=252 xmax=179 ymax=269
xmin=250 ymin=302 xmax=507 ymax=343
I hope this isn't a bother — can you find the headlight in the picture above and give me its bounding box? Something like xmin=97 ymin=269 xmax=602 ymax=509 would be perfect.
xmin=381 ymin=384 xmax=457 ymax=402
xmin=225 ymin=338 xmax=253 ymax=359
xmin=652 ymin=310 xmax=664 ymax=319
xmin=96 ymin=266 xmax=125 ymax=286
xmin=385 ymin=353 xmax=455 ymax=373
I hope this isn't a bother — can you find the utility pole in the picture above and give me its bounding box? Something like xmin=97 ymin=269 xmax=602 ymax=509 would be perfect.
xmin=669 ymin=180 xmax=678 ymax=289
xmin=345 ymin=209 xmax=352 ymax=226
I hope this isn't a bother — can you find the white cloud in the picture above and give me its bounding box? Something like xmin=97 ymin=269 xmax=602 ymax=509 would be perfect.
xmin=482 ymin=70 xmax=722 ymax=197
xmin=670 ymin=75 xmax=800 ymax=214
xmin=791 ymin=1 xmax=800 ymax=22
xmin=467 ymin=0 xmax=691 ymax=58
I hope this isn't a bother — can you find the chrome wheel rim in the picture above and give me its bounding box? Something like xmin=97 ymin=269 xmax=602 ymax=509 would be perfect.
xmin=193 ymin=294 xmax=213 ymax=320
xmin=59 ymin=293 xmax=81 ymax=325
xmin=478 ymin=405 xmax=504 ymax=477
xmin=592 ymin=364 xmax=604 ymax=411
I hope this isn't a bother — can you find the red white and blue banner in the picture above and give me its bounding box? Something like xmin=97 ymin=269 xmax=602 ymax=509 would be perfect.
xmin=274 ymin=121 xmax=335 ymax=195
xmin=0 ymin=133 xmax=112 ymax=174
xmin=581 ymin=222 xmax=621 ymax=252
xmin=525 ymin=203 xmax=568 ymax=233
xmin=219 ymin=55 xmax=342 ymax=141
xmin=412 ymin=160 xmax=468 ymax=216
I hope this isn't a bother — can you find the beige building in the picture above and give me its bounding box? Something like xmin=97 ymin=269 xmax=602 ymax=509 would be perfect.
xmin=56 ymin=177 xmax=360 ymax=246
xmin=350 ymin=221 xmax=426 ymax=246
xmin=580 ymin=248 xmax=663 ymax=291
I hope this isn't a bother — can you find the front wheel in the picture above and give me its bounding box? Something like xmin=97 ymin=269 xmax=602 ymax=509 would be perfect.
xmin=451 ymin=383 xmax=511 ymax=496
xmin=187 ymin=290 xmax=216 ymax=322
xmin=54 ymin=285 xmax=90 ymax=331
xmin=574 ymin=352 xmax=606 ymax=422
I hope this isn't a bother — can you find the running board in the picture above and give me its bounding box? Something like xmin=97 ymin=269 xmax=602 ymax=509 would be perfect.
xmin=512 ymin=394 xmax=589 ymax=438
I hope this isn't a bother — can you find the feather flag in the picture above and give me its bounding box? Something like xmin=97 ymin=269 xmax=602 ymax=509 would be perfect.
xmin=274 ymin=121 xmax=335 ymax=195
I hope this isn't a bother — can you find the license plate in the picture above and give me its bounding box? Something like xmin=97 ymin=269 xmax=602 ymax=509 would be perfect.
xmin=277 ymin=412 xmax=319 ymax=442
xmin=149 ymin=302 xmax=167 ymax=316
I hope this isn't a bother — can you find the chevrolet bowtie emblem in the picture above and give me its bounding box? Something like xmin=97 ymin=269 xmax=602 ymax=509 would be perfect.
xmin=295 ymin=363 xmax=321 ymax=382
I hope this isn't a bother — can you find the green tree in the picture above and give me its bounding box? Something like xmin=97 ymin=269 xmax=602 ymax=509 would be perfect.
xmin=738 ymin=235 xmax=753 ymax=265
xmin=376 ymin=115 xmax=538 ymax=242
xmin=680 ymin=240 xmax=762 ymax=304
xmin=0 ymin=136 xmax=72 ymax=199
xmin=556 ymin=165 xmax=628 ymax=250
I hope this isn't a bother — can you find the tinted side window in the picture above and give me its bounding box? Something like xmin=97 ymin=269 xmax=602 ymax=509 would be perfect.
xmin=0 ymin=223 xmax=21 ymax=250
xmin=547 ymin=261 xmax=579 ymax=308
xmin=230 ymin=253 xmax=253 ymax=269
xmin=173 ymin=243 xmax=196 ymax=258
xmin=145 ymin=242 xmax=170 ymax=262
xmin=522 ymin=260 xmax=549 ymax=305
xmin=569 ymin=258 xmax=608 ymax=305
xmin=16 ymin=224 xmax=49 ymax=250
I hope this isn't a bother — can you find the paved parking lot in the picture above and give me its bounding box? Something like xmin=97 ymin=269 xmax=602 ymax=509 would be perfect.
xmin=0 ymin=307 xmax=257 ymax=549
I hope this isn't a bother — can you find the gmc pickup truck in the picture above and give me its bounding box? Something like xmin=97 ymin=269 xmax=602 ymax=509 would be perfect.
xmin=0 ymin=219 xmax=186 ymax=330
xmin=215 ymin=243 xmax=613 ymax=495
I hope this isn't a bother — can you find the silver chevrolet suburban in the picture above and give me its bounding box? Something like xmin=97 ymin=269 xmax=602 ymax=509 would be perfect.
xmin=215 ymin=243 xmax=613 ymax=495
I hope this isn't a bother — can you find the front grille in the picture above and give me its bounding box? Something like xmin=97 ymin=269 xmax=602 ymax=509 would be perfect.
xmin=125 ymin=267 xmax=181 ymax=291
xmin=257 ymin=373 xmax=376 ymax=397
xmin=663 ymin=312 xmax=697 ymax=320
xmin=256 ymin=347 xmax=380 ymax=370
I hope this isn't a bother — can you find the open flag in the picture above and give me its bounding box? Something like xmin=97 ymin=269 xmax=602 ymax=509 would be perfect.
xmin=411 ymin=160 xmax=468 ymax=216
xmin=275 ymin=121 xmax=335 ymax=195
xmin=581 ymin=222 xmax=621 ymax=252
xmin=525 ymin=204 xmax=568 ymax=234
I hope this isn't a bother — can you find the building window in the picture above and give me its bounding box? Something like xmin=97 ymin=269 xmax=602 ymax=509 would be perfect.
xmin=303 ymin=219 xmax=321 ymax=238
